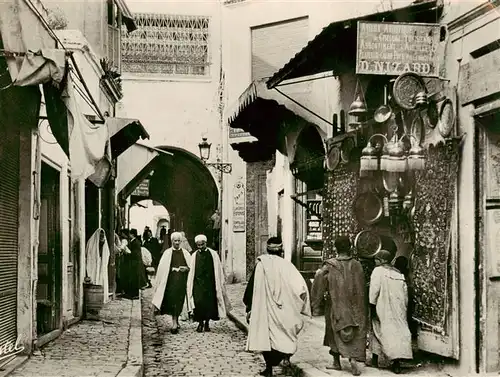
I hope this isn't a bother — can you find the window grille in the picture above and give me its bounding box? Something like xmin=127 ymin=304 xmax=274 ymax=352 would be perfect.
xmin=121 ymin=13 xmax=210 ymax=76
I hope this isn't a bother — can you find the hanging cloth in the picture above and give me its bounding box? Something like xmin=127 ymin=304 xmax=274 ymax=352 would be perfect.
xmin=85 ymin=228 xmax=110 ymax=303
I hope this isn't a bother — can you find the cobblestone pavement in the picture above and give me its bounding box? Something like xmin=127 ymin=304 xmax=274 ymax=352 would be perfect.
xmin=226 ymin=283 xmax=454 ymax=377
xmin=10 ymin=297 xmax=134 ymax=377
xmin=141 ymin=287 xmax=298 ymax=377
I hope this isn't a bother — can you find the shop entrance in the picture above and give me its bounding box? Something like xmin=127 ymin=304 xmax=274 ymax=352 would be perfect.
xmin=37 ymin=162 xmax=62 ymax=338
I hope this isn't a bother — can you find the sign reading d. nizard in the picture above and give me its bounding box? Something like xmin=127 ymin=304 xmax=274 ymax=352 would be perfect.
xmin=356 ymin=21 xmax=442 ymax=77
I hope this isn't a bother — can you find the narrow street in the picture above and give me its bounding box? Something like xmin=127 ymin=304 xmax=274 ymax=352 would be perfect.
xmin=141 ymin=287 xmax=296 ymax=377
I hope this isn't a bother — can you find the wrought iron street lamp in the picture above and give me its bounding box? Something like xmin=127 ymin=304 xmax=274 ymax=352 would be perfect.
xmin=198 ymin=137 xmax=232 ymax=174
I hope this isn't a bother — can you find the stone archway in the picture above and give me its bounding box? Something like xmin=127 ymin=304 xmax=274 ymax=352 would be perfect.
xmin=147 ymin=146 xmax=219 ymax=248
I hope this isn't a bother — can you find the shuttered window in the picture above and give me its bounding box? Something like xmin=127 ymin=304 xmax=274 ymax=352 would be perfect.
xmin=0 ymin=126 xmax=20 ymax=347
xmin=251 ymin=17 xmax=309 ymax=81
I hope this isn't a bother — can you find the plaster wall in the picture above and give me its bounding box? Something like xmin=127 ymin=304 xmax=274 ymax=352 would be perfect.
xmin=444 ymin=2 xmax=500 ymax=374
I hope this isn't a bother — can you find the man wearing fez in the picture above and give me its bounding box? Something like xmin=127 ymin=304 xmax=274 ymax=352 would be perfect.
xmin=187 ymin=234 xmax=227 ymax=332
xmin=369 ymin=237 xmax=412 ymax=374
xmin=244 ymin=237 xmax=311 ymax=377
xmin=311 ymin=236 xmax=367 ymax=376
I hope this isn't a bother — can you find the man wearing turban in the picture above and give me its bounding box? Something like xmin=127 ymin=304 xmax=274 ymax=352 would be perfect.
xmin=243 ymin=237 xmax=311 ymax=377
xmin=152 ymin=232 xmax=191 ymax=334
xmin=369 ymin=236 xmax=412 ymax=374
xmin=311 ymin=236 xmax=367 ymax=376
xmin=186 ymin=234 xmax=228 ymax=332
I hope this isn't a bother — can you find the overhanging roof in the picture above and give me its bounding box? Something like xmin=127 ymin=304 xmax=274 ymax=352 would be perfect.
xmin=227 ymin=78 xmax=328 ymax=156
xmin=116 ymin=143 xmax=172 ymax=200
xmin=108 ymin=117 xmax=150 ymax=159
xmin=266 ymin=0 xmax=443 ymax=88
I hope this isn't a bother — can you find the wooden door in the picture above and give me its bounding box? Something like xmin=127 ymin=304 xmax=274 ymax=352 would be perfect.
xmin=37 ymin=163 xmax=62 ymax=336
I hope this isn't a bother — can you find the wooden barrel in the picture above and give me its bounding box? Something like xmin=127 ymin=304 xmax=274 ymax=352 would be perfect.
xmin=84 ymin=283 xmax=104 ymax=314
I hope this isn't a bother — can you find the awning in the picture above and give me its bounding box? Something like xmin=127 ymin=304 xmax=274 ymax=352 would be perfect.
xmin=116 ymin=143 xmax=172 ymax=201
xmin=266 ymin=0 xmax=442 ymax=88
xmin=108 ymin=117 xmax=150 ymax=159
xmin=227 ymin=78 xmax=328 ymax=156
xmin=115 ymin=0 xmax=138 ymax=33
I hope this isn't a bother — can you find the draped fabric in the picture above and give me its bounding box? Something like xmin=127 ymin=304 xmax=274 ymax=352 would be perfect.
xmin=246 ymin=254 xmax=311 ymax=355
xmin=85 ymin=228 xmax=110 ymax=303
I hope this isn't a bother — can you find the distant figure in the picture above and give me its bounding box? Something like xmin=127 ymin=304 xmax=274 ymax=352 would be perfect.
xmin=179 ymin=231 xmax=192 ymax=253
xmin=311 ymin=236 xmax=367 ymax=376
xmin=369 ymin=239 xmax=412 ymax=374
xmin=187 ymin=234 xmax=227 ymax=333
xmin=143 ymin=227 xmax=161 ymax=270
xmin=152 ymin=232 xmax=191 ymax=334
xmin=210 ymin=209 xmax=221 ymax=250
xmin=122 ymin=229 xmax=143 ymax=300
xmin=244 ymin=237 xmax=311 ymax=377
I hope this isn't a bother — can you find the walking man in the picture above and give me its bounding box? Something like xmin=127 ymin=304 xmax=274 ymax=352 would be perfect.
xmin=311 ymin=236 xmax=367 ymax=376
xmin=187 ymin=234 xmax=227 ymax=332
xmin=244 ymin=237 xmax=311 ymax=377
xmin=369 ymin=241 xmax=413 ymax=374
xmin=152 ymin=232 xmax=191 ymax=334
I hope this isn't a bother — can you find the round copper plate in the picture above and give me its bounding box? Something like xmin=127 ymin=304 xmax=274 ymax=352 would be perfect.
xmin=438 ymin=98 xmax=455 ymax=138
xmin=393 ymin=72 xmax=427 ymax=110
xmin=341 ymin=137 xmax=355 ymax=163
xmin=325 ymin=146 xmax=340 ymax=171
xmin=354 ymin=230 xmax=382 ymax=258
xmin=353 ymin=192 xmax=383 ymax=225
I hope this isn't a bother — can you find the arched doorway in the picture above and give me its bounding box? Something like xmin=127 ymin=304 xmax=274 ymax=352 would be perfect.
xmin=148 ymin=146 xmax=219 ymax=248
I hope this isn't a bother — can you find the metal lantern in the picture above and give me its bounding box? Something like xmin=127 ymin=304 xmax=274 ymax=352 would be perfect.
xmin=198 ymin=137 xmax=211 ymax=162
xmin=348 ymin=94 xmax=367 ymax=130
xmin=407 ymin=143 xmax=426 ymax=171
xmin=380 ymin=135 xmax=407 ymax=173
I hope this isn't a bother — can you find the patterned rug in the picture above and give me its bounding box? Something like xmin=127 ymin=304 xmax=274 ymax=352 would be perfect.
xmin=411 ymin=138 xmax=462 ymax=332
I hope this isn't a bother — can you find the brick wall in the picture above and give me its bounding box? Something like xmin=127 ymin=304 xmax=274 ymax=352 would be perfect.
xmin=245 ymin=156 xmax=275 ymax=280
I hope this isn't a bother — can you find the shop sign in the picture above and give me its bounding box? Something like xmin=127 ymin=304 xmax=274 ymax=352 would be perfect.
xmin=356 ymin=21 xmax=441 ymax=77
xmin=233 ymin=180 xmax=246 ymax=232
xmin=229 ymin=127 xmax=251 ymax=139
xmin=0 ymin=336 xmax=24 ymax=362
xmin=132 ymin=180 xmax=149 ymax=197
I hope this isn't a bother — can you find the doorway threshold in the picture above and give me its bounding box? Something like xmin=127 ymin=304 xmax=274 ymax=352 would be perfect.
xmin=35 ymin=328 xmax=62 ymax=349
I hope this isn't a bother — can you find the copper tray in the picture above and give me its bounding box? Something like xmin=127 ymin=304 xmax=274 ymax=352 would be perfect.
xmin=393 ymin=72 xmax=427 ymax=110
xmin=354 ymin=230 xmax=382 ymax=258
xmin=353 ymin=192 xmax=383 ymax=225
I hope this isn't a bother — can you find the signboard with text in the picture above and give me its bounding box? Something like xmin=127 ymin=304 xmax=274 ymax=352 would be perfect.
xmin=232 ymin=181 xmax=246 ymax=232
xmin=356 ymin=21 xmax=441 ymax=77
xmin=229 ymin=127 xmax=252 ymax=139
xmin=132 ymin=180 xmax=149 ymax=197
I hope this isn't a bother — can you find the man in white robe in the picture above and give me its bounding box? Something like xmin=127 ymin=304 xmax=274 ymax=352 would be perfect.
xmin=187 ymin=234 xmax=228 ymax=332
xmin=244 ymin=237 xmax=311 ymax=377
xmin=152 ymin=232 xmax=191 ymax=334
xmin=369 ymin=243 xmax=413 ymax=374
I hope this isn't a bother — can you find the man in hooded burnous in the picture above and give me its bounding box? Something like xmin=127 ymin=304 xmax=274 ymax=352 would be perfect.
xmin=369 ymin=237 xmax=413 ymax=374
xmin=243 ymin=237 xmax=311 ymax=377
xmin=152 ymin=232 xmax=191 ymax=334
xmin=187 ymin=234 xmax=227 ymax=332
xmin=311 ymin=236 xmax=367 ymax=376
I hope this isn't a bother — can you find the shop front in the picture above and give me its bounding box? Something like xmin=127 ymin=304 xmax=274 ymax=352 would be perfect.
xmin=264 ymin=0 xmax=485 ymax=373
xmin=227 ymin=78 xmax=331 ymax=277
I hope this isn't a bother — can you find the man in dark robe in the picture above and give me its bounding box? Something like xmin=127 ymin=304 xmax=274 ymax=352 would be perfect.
xmin=311 ymin=236 xmax=368 ymax=376
xmin=187 ymin=234 xmax=226 ymax=333
xmin=122 ymin=228 xmax=144 ymax=299
xmin=143 ymin=228 xmax=161 ymax=270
